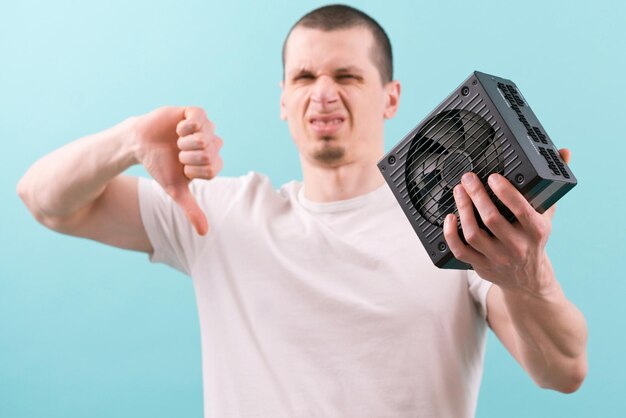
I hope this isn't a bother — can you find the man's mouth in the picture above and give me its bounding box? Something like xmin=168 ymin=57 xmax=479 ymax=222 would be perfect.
xmin=309 ymin=115 xmax=346 ymax=135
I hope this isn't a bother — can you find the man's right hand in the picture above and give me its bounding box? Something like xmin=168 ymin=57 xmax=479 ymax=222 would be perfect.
xmin=18 ymin=105 xmax=223 ymax=254
xmin=133 ymin=106 xmax=223 ymax=235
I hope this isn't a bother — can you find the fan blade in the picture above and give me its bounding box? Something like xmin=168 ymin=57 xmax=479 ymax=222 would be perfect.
xmin=437 ymin=187 xmax=456 ymax=220
xmin=419 ymin=180 xmax=447 ymax=224
xmin=458 ymin=110 xmax=493 ymax=153
xmin=406 ymin=153 xmax=440 ymax=184
xmin=424 ymin=112 xmax=464 ymax=150
xmin=421 ymin=154 xmax=440 ymax=175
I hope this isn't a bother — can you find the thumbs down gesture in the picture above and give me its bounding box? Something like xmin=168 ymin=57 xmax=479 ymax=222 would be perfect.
xmin=134 ymin=106 xmax=223 ymax=235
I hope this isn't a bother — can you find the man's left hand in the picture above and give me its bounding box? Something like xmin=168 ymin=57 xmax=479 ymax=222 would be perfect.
xmin=443 ymin=149 xmax=571 ymax=294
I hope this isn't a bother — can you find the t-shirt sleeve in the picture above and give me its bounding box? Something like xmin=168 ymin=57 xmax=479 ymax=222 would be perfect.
xmin=137 ymin=174 xmax=251 ymax=276
xmin=466 ymin=270 xmax=493 ymax=319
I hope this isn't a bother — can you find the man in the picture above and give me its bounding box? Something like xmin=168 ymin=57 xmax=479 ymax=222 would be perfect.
xmin=17 ymin=4 xmax=587 ymax=418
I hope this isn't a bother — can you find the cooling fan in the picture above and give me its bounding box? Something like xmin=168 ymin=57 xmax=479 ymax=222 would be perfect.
xmin=379 ymin=71 xmax=577 ymax=269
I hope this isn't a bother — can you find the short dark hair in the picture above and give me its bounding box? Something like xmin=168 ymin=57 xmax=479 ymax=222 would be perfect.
xmin=282 ymin=4 xmax=393 ymax=84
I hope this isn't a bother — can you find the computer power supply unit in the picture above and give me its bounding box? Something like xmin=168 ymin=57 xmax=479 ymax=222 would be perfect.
xmin=378 ymin=71 xmax=576 ymax=269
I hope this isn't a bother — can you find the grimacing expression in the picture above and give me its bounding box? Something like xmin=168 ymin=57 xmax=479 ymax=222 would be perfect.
xmin=280 ymin=26 xmax=400 ymax=168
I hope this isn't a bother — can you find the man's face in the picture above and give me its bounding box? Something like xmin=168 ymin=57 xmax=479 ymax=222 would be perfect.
xmin=281 ymin=26 xmax=400 ymax=168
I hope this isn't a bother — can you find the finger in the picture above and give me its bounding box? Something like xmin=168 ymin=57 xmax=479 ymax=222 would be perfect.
xmin=213 ymin=135 xmax=224 ymax=152
xmin=183 ymin=158 xmax=222 ymax=180
xmin=184 ymin=107 xmax=216 ymax=132
xmin=184 ymin=106 xmax=207 ymax=121
xmin=460 ymin=173 xmax=518 ymax=242
xmin=179 ymin=150 xmax=211 ymax=166
xmin=178 ymin=133 xmax=209 ymax=151
xmin=454 ymin=182 xmax=502 ymax=254
xmin=176 ymin=119 xmax=199 ymax=137
xmin=487 ymin=174 xmax=546 ymax=239
xmin=166 ymin=183 xmax=208 ymax=236
xmin=443 ymin=213 xmax=486 ymax=266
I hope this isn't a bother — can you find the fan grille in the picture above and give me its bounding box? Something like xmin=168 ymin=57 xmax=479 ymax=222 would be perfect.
xmin=404 ymin=109 xmax=504 ymax=226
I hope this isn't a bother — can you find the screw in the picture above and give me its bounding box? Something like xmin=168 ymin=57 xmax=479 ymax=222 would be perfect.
xmin=381 ymin=165 xmax=386 ymax=171
xmin=515 ymin=174 xmax=525 ymax=184
xmin=461 ymin=86 xmax=470 ymax=96
xmin=438 ymin=242 xmax=447 ymax=252
xmin=388 ymin=155 xmax=396 ymax=165
xmin=472 ymin=80 xmax=478 ymax=85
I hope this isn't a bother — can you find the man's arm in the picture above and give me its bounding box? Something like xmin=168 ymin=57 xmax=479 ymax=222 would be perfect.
xmin=443 ymin=149 xmax=588 ymax=393
xmin=485 ymin=274 xmax=587 ymax=392
xmin=17 ymin=106 xmax=222 ymax=251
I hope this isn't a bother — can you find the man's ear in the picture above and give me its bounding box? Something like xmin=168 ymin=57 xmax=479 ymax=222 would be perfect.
xmin=279 ymin=80 xmax=287 ymax=120
xmin=383 ymin=80 xmax=401 ymax=119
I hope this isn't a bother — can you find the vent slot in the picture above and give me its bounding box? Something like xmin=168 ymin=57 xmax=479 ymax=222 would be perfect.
xmin=532 ymin=126 xmax=548 ymax=144
xmin=499 ymin=83 xmax=540 ymax=141
xmin=506 ymin=84 xmax=525 ymax=106
xmin=538 ymin=146 xmax=561 ymax=176
xmin=498 ymin=82 xmax=525 ymax=107
xmin=547 ymin=148 xmax=570 ymax=178
xmin=404 ymin=106 xmax=505 ymax=231
xmin=527 ymin=126 xmax=548 ymax=144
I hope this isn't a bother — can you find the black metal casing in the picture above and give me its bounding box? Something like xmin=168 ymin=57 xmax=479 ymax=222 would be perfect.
xmin=378 ymin=71 xmax=577 ymax=269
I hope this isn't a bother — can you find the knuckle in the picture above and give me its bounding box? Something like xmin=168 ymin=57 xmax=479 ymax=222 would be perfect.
xmin=455 ymin=198 xmax=470 ymax=211
xmin=194 ymin=135 xmax=207 ymax=148
xmin=206 ymin=119 xmax=215 ymax=132
xmin=203 ymin=166 xmax=215 ymax=179
xmin=198 ymin=153 xmax=210 ymax=164
xmin=527 ymin=220 xmax=548 ymax=242
xmin=464 ymin=229 xmax=480 ymax=245
xmin=453 ymin=246 xmax=469 ymax=261
xmin=491 ymin=253 xmax=509 ymax=267
xmin=515 ymin=207 xmax=533 ymax=224
xmin=481 ymin=210 xmax=500 ymax=227
xmin=176 ymin=121 xmax=186 ymax=136
xmin=537 ymin=220 xmax=551 ymax=237
xmin=511 ymin=247 xmax=526 ymax=260
xmin=508 ymin=241 xmax=527 ymax=259
xmin=215 ymin=156 xmax=224 ymax=173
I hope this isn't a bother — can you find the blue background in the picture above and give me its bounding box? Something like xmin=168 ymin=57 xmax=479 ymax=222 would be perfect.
xmin=2 ymin=0 xmax=624 ymax=417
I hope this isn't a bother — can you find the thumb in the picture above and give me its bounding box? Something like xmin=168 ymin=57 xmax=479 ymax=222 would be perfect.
xmin=165 ymin=183 xmax=209 ymax=236
xmin=559 ymin=147 xmax=571 ymax=165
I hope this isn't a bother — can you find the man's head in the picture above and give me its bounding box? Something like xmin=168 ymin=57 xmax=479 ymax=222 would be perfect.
xmin=280 ymin=5 xmax=400 ymax=169
xmin=282 ymin=4 xmax=393 ymax=84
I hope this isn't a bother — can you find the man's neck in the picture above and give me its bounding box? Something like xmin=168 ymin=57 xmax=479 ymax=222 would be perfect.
xmin=301 ymin=157 xmax=386 ymax=203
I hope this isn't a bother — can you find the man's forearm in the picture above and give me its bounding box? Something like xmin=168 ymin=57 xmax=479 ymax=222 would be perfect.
xmin=500 ymin=255 xmax=588 ymax=392
xmin=17 ymin=118 xmax=138 ymax=223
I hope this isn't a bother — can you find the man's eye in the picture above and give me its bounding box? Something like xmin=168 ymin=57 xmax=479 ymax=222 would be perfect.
xmin=337 ymin=74 xmax=359 ymax=81
xmin=294 ymin=74 xmax=314 ymax=81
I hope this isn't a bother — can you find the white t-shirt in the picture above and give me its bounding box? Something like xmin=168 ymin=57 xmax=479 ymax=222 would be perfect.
xmin=138 ymin=172 xmax=492 ymax=418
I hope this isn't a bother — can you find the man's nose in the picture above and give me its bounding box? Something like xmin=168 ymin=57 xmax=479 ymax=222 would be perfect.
xmin=310 ymin=75 xmax=339 ymax=106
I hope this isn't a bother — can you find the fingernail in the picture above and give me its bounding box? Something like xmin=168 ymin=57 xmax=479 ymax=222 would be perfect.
xmin=462 ymin=172 xmax=475 ymax=185
xmin=488 ymin=174 xmax=499 ymax=186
